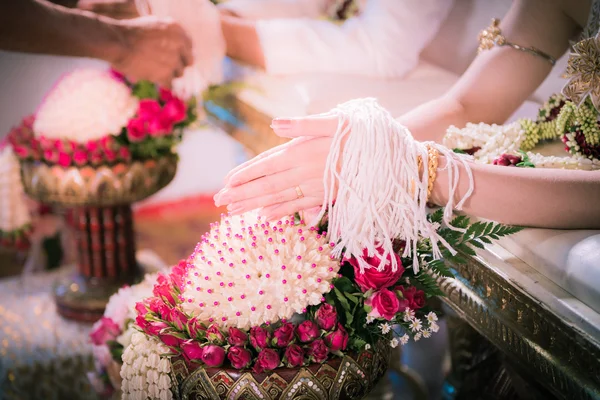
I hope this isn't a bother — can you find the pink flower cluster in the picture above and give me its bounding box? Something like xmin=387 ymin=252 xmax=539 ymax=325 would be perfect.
xmin=90 ymin=317 xmax=121 ymax=345
xmin=126 ymin=89 xmax=187 ymax=143
xmin=8 ymin=116 xmax=132 ymax=167
xmin=347 ymin=246 xmax=425 ymax=320
xmin=135 ymin=261 xmax=348 ymax=373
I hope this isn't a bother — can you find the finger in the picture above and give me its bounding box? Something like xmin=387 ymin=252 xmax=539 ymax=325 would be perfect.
xmin=226 ymin=180 xmax=323 ymax=214
xmin=179 ymin=38 xmax=194 ymax=67
xmin=224 ymin=137 xmax=310 ymax=183
xmin=270 ymin=112 xmax=340 ymax=138
xmin=259 ymin=197 xmax=323 ymax=221
xmin=216 ymin=167 xmax=307 ymax=206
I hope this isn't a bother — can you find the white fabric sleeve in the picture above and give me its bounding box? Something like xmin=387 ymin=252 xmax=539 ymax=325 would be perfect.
xmin=256 ymin=0 xmax=455 ymax=77
xmin=219 ymin=0 xmax=328 ymax=20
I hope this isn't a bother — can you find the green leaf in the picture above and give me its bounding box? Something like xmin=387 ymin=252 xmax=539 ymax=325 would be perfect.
xmin=453 ymin=148 xmax=467 ymax=154
xmin=132 ymin=80 xmax=159 ymax=99
xmin=334 ymin=287 xmax=351 ymax=311
xmin=427 ymin=259 xmax=454 ymax=278
xmin=345 ymin=293 xmax=359 ymax=305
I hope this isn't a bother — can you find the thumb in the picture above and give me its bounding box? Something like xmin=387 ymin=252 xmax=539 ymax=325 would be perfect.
xmin=270 ymin=112 xmax=341 ymax=138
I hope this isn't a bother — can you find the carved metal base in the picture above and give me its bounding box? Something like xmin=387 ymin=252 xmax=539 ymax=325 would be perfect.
xmin=170 ymin=342 xmax=390 ymax=400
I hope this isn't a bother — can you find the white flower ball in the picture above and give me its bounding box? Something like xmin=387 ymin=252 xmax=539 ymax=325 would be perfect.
xmin=33 ymin=69 xmax=138 ymax=142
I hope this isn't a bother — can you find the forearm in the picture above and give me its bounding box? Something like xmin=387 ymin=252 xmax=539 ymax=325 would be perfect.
xmin=0 ymin=0 xmax=124 ymax=63
xmin=221 ymin=14 xmax=265 ymax=68
xmin=430 ymin=158 xmax=600 ymax=229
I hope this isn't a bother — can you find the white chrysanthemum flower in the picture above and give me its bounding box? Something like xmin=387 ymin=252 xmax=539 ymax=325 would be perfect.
xmin=426 ymin=311 xmax=438 ymax=323
xmin=422 ymin=329 xmax=432 ymax=339
xmin=33 ymin=69 xmax=138 ymax=142
xmin=399 ymin=334 xmax=410 ymax=345
xmin=366 ymin=315 xmax=375 ymax=324
xmin=414 ymin=332 xmax=422 ymax=342
xmin=380 ymin=323 xmax=391 ymax=334
xmin=179 ymin=212 xmax=340 ymax=329
xmin=409 ymin=319 xmax=422 ymax=332
xmin=390 ymin=338 xmax=399 ymax=348
xmin=0 ymin=147 xmax=31 ymax=232
xmin=429 ymin=322 xmax=440 ymax=333
xmin=121 ymin=332 xmax=172 ymax=400
xmin=403 ymin=308 xmax=415 ymax=322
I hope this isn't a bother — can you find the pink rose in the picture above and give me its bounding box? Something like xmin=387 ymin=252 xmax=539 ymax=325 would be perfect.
xmin=227 ymin=346 xmax=252 ymax=369
xmin=159 ymin=333 xmax=182 ymax=349
xmin=135 ymin=315 xmax=148 ymax=331
xmin=228 ymin=327 xmax=248 ymax=346
xmin=127 ymin=118 xmax=147 ymax=143
xmin=109 ymin=69 xmax=127 ymax=82
xmin=104 ymin=149 xmax=117 ymax=163
xmin=13 ymin=145 xmax=30 ymax=159
xmin=86 ymin=140 xmax=98 ymax=153
xmin=134 ymin=301 xmax=147 ymax=316
xmin=283 ymin=344 xmax=305 ymax=368
xmin=57 ymin=152 xmax=71 ymax=167
xmin=181 ymin=340 xmax=203 ymax=361
xmin=118 ymin=146 xmax=131 ymax=162
xmin=138 ymin=99 xmax=162 ymax=119
xmin=56 ymin=140 xmax=75 ymax=153
xmin=253 ymin=349 xmax=280 ymax=373
xmin=100 ymin=136 xmax=115 ymax=151
xmin=201 ymin=344 xmax=226 ymax=367
xmin=273 ymin=322 xmax=295 ymax=348
xmin=249 ymin=326 xmax=271 ymax=351
xmin=43 ymin=149 xmax=59 ymax=163
xmin=170 ymin=260 xmax=188 ymax=291
xmin=162 ymin=98 xmax=187 ymax=123
xmin=324 ymin=324 xmax=349 ymax=352
xmin=365 ymin=289 xmax=400 ymax=321
xmin=39 ymin=136 xmax=54 ymax=151
xmin=296 ymin=321 xmax=319 ymax=343
xmin=206 ymin=324 xmax=226 ymax=345
xmin=146 ymin=297 xmax=170 ymax=318
xmin=315 ymin=303 xmax=338 ymax=331
xmin=187 ymin=317 xmax=206 ymax=339
xmin=159 ymin=88 xmax=174 ymax=103
xmin=89 ymin=317 xmax=120 ymax=345
xmin=153 ymin=274 xmax=176 ymax=305
xmin=307 ymin=339 xmax=329 ymax=363
xmin=144 ymin=321 xmax=169 ymax=336
xmin=90 ymin=152 xmax=103 ymax=166
xmin=397 ymin=286 xmax=426 ymax=310
xmin=167 ymin=308 xmax=188 ymax=331
xmin=147 ymin=114 xmax=173 ymax=137
xmin=73 ymin=150 xmax=88 ymax=166
xmin=348 ymin=247 xmax=405 ymax=292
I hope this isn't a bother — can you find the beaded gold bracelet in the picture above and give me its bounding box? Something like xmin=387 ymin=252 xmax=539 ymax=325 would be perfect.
xmin=478 ymin=18 xmax=556 ymax=66
xmin=425 ymin=145 xmax=439 ymax=201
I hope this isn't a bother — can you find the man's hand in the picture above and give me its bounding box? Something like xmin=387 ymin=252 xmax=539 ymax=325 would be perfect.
xmin=111 ymin=17 xmax=194 ymax=87
xmin=78 ymin=0 xmax=140 ymax=19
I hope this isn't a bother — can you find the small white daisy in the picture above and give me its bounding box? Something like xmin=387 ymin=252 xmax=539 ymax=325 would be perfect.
xmin=390 ymin=338 xmax=399 ymax=348
xmin=380 ymin=323 xmax=392 ymax=334
xmin=426 ymin=312 xmax=438 ymax=323
xmin=403 ymin=308 xmax=415 ymax=322
xmin=430 ymin=322 xmax=440 ymax=333
xmin=366 ymin=315 xmax=375 ymax=324
xmin=409 ymin=318 xmax=422 ymax=332
xmin=422 ymin=329 xmax=432 ymax=338
xmin=414 ymin=332 xmax=422 ymax=342
xmin=399 ymin=334 xmax=410 ymax=345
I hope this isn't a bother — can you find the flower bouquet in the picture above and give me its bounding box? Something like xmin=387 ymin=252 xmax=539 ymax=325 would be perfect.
xmin=6 ymin=68 xmax=197 ymax=321
xmin=111 ymin=210 xmax=519 ymax=400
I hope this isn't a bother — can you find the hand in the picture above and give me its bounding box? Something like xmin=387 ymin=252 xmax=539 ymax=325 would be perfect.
xmin=78 ymin=0 xmax=140 ymax=19
xmin=111 ymin=16 xmax=193 ymax=87
xmin=215 ymin=113 xmax=341 ymax=221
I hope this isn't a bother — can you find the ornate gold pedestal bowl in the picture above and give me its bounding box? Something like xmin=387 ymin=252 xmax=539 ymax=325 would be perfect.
xmin=19 ymin=156 xmax=177 ymax=322
xmin=169 ymin=343 xmax=390 ymax=400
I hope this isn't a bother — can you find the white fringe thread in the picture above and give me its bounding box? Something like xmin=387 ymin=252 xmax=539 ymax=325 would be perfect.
xmin=314 ymin=98 xmax=474 ymax=273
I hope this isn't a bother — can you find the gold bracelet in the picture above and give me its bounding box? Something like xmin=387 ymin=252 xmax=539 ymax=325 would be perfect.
xmin=425 ymin=145 xmax=439 ymax=201
xmin=478 ymin=18 xmax=556 ymax=66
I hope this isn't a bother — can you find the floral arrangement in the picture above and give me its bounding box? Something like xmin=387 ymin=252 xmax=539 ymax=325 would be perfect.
xmin=88 ymin=273 xmax=160 ymax=396
xmin=7 ymin=68 xmax=197 ymax=167
xmin=118 ymin=211 xmax=519 ymax=399
xmin=444 ymin=94 xmax=600 ymax=170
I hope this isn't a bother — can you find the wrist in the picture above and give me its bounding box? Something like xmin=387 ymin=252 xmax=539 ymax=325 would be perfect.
xmin=91 ymin=18 xmax=130 ymax=65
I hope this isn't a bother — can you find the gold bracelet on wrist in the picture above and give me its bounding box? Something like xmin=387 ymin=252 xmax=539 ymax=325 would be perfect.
xmin=478 ymin=18 xmax=556 ymax=66
xmin=425 ymin=145 xmax=439 ymax=201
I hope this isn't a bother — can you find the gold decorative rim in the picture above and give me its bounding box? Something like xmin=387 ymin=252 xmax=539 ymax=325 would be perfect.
xmin=19 ymin=156 xmax=178 ymax=207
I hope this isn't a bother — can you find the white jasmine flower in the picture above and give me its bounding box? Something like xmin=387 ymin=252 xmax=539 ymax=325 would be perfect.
xmin=430 ymin=322 xmax=440 ymax=333
xmin=180 ymin=212 xmax=340 ymax=329
xmin=414 ymin=332 xmax=422 ymax=342
xmin=399 ymin=334 xmax=410 ymax=345
xmin=366 ymin=315 xmax=375 ymax=324
xmin=409 ymin=319 xmax=422 ymax=332
xmin=380 ymin=323 xmax=392 ymax=334
xmin=365 ymin=344 xmax=371 ymax=350
xmin=422 ymin=329 xmax=432 ymax=338
xmin=390 ymin=338 xmax=399 ymax=348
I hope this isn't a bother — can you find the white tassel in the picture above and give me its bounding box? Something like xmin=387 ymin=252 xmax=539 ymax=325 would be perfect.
xmin=314 ymin=98 xmax=474 ymax=273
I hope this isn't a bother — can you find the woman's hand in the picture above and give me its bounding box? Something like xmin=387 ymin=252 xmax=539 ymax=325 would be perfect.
xmin=215 ymin=113 xmax=340 ymax=220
